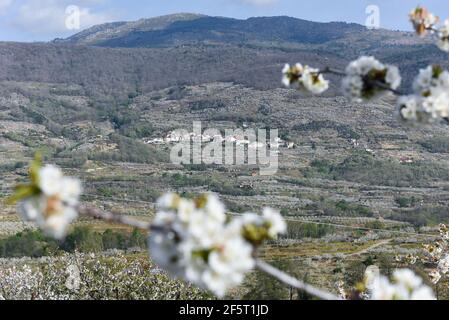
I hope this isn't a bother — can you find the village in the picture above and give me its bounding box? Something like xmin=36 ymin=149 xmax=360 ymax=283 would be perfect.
xmin=143 ymin=129 xmax=296 ymax=151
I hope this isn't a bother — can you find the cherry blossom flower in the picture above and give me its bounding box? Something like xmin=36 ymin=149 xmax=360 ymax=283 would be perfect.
xmin=437 ymin=20 xmax=449 ymax=52
xmin=440 ymin=223 xmax=449 ymax=240
xmin=397 ymin=65 xmax=449 ymax=123
xmin=429 ymin=269 xmax=442 ymax=285
xmin=437 ymin=255 xmax=449 ymax=275
xmin=10 ymin=158 xmax=82 ymax=239
xmin=282 ymin=63 xmax=303 ymax=87
xmin=397 ymin=95 xmax=421 ymax=122
xmin=342 ymin=56 xmax=401 ymax=102
xmin=408 ymin=6 xmax=449 ymax=53
xmin=148 ymin=193 xmax=287 ymax=297
xmin=262 ymin=208 xmax=287 ymax=239
xmin=422 ymin=224 xmax=449 ymax=284
xmin=409 ymin=6 xmax=439 ymax=36
xmin=413 ymin=65 xmax=449 ymax=97
xmin=301 ymin=66 xmax=329 ymax=94
xmin=282 ymin=63 xmax=329 ymax=94
xmin=150 ymin=194 xmax=250 ymax=296
xmin=365 ymin=268 xmax=435 ymax=300
xmin=421 ymin=90 xmax=449 ymax=119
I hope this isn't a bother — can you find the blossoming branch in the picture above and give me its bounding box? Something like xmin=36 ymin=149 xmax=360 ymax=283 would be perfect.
xmin=409 ymin=6 xmax=449 ymax=52
xmin=282 ymin=6 xmax=449 ymax=126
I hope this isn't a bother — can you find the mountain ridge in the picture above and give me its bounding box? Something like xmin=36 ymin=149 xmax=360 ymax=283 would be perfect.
xmin=54 ymin=13 xmax=393 ymax=48
xmin=54 ymin=13 xmax=207 ymax=46
xmin=0 ymin=14 xmax=445 ymax=100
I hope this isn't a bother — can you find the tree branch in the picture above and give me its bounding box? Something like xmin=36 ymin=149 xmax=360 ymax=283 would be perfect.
xmin=78 ymin=205 xmax=151 ymax=230
xmin=320 ymin=67 xmax=404 ymax=96
xmin=79 ymin=206 xmax=341 ymax=300
xmin=367 ymin=79 xmax=404 ymax=96
xmin=320 ymin=67 xmax=346 ymax=77
xmin=255 ymin=259 xmax=341 ymax=300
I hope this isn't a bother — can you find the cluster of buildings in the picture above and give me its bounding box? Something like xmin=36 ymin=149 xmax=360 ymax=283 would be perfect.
xmin=144 ymin=131 xmax=295 ymax=150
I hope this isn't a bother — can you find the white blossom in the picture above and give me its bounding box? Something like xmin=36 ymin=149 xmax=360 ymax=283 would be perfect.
xmin=262 ymin=208 xmax=287 ymax=238
xmin=18 ymin=165 xmax=82 ymax=239
xmin=341 ymin=75 xmax=364 ymax=101
xmin=282 ymin=63 xmax=302 ymax=87
xmin=429 ymin=269 xmax=442 ymax=284
xmin=185 ymin=225 xmax=255 ymax=297
xmin=369 ymin=274 xmax=401 ymax=300
xmin=148 ymin=194 xmax=269 ymax=297
xmin=148 ymin=227 xmax=183 ymax=277
xmin=409 ymin=6 xmax=439 ymax=36
xmin=385 ymin=66 xmax=402 ymax=90
xmin=39 ymin=165 xmax=65 ymax=196
xmin=392 ymin=269 xmax=423 ymax=290
xmin=410 ymin=286 xmax=436 ymax=300
xmin=398 ymin=65 xmax=449 ymax=123
xmin=203 ymin=193 xmax=226 ymax=224
xmin=65 ymin=264 xmax=81 ymax=291
xmin=366 ymin=268 xmax=435 ymax=300
xmin=148 ymin=209 xmax=185 ymax=277
xmin=282 ymin=63 xmax=329 ymax=94
xmin=342 ymin=56 xmax=401 ymax=102
xmin=177 ymin=198 xmax=197 ymax=224
xmin=438 ymin=254 xmax=449 ymax=275
xmin=403 ymin=65 xmax=449 ymax=122
xmin=301 ymin=66 xmax=329 ymax=94
xmin=156 ymin=192 xmax=180 ymax=209
xmin=413 ymin=65 xmax=449 ymax=96
xmin=397 ymin=95 xmax=421 ymax=122
xmin=421 ymin=89 xmax=449 ymax=119
xmin=441 ymin=224 xmax=449 ymax=240
xmin=437 ymin=20 xmax=449 ymax=52
xmin=0 ymin=252 xmax=208 ymax=300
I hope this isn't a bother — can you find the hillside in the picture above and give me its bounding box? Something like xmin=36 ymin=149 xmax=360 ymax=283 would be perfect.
xmin=2 ymin=14 xmax=449 ymax=221
xmin=0 ymin=14 xmax=443 ymax=101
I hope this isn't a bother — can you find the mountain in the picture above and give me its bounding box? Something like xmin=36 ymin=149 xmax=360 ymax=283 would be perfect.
xmin=56 ymin=13 xmax=419 ymax=49
xmin=0 ymin=14 xmax=446 ymax=107
xmin=0 ymin=14 xmax=436 ymax=100
xmin=54 ymin=13 xmax=205 ymax=46
xmin=56 ymin=14 xmax=368 ymax=47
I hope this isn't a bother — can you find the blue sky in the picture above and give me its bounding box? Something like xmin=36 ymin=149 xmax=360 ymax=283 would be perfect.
xmin=0 ymin=0 xmax=447 ymax=42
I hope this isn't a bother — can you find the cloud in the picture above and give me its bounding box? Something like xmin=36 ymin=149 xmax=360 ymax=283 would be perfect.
xmin=11 ymin=0 xmax=114 ymax=36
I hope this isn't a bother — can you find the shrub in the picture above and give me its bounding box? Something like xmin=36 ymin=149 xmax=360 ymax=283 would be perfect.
xmin=89 ymin=134 xmax=168 ymax=164
xmin=420 ymin=137 xmax=449 ymax=153
xmin=0 ymin=227 xmax=148 ymax=258
xmin=0 ymin=161 xmax=27 ymax=173
xmin=307 ymin=152 xmax=449 ymax=187
xmin=284 ymin=222 xmax=335 ymax=239
xmin=293 ymin=120 xmax=360 ymax=140
xmin=0 ymin=230 xmax=59 ymax=258
xmin=395 ymin=196 xmax=419 ymax=208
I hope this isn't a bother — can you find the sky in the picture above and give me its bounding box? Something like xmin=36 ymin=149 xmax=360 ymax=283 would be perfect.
xmin=0 ymin=0 xmax=447 ymax=42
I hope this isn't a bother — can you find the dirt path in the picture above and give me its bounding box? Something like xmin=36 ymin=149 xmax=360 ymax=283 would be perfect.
xmin=346 ymin=239 xmax=392 ymax=257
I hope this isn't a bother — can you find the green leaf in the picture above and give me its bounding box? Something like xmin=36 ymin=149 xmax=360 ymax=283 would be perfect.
xmin=5 ymin=184 xmax=40 ymax=205
xmin=242 ymin=223 xmax=270 ymax=247
xmin=194 ymin=194 xmax=208 ymax=209
xmin=191 ymin=249 xmax=213 ymax=263
xmin=432 ymin=65 xmax=443 ymax=79
xmin=29 ymin=152 xmax=42 ymax=185
xmin=5 ymin=152 xmax=43 ymax=205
